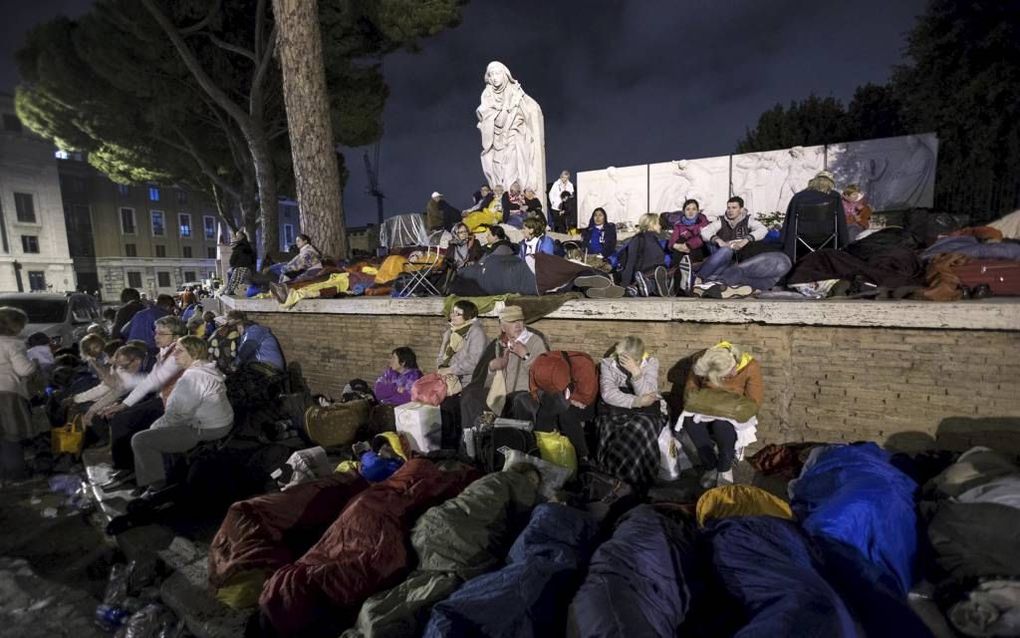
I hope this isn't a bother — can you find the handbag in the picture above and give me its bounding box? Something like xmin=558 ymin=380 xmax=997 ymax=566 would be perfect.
xmin=411 ymin=373 xmax=448 ymax=406
xmin=52 ymin=414 xmax=85 ymax=457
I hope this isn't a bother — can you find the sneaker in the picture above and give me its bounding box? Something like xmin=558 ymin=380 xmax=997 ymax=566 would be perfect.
xmin=634 ymin=271 xmax=650 ymax=297
xmin=699 ymin=469 xmax=719 ymax=489
xmin=624 ymin=285 xmax=639 ymax=297
xmin=699 ymin=284 xmax=724 ymax=299
xmin=653 ymin=266 xmax=672 ymax=297
xmin=676 ymin=255 xmax=693 ymax=296
xmin=574 ymin=274 xmax=614 ymax=289
xmin=719 ymin=284 xmax=754 ymax=299
xmin=717 ymin=469 xmax=734 ymax=485
xmin=586 ymin=284 xmax=626 ymax=299
xmin=269 ymin=282 xmax=289 ymax=303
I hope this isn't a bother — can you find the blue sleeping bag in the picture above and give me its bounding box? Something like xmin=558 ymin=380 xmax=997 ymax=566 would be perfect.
xmin=789 ymin=443 xmax=919 ymax=596
xmin=423 ymin=503 xmax=597 ymax=638
xmin=706 ymin=516 xmax=858 ymax=637
xmin=568 ymin=504 xmax=696 ymax=637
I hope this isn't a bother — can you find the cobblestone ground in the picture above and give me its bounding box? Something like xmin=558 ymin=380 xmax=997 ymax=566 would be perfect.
xmin=0 ymin=475 xmax=114 ymax=638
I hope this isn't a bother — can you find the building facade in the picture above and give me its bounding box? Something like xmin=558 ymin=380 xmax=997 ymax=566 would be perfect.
xmin=0 ymin=93 xmax=76 ymax=293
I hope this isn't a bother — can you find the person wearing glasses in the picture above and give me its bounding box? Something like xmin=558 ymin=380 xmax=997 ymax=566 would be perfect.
xmin=436 ymin=300 xmax=487 ymax=440
xmin=96 ymin=315 xmax=187 ymax=488
xmin=450 ymin=223 xmax=484 ymax=270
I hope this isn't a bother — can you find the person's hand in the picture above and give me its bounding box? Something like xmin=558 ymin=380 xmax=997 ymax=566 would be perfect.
xmin=633 ymin=393 xmax=659 ymax=408
xmin=98 ymin=402 xmax=127 ymax=418
xmin=672 ymin=242 xmax=690 ymax=253
xmin=618 ymin=352 xmax=642 ymax=377
xmin=729 ymin=239 xmax=749 ymax=250
xmin=715 ymin=237 xmax=728 ymax=248
xmin=489 ymin=354 xmax=509 ymax=371
xmin=509 ymin=341 xmax=528 ymax=359
xmin=569 ymin=399 xmax=587 ymax=409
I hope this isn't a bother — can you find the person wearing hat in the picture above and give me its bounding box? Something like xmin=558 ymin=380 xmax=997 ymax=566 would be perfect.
xmin=781 ymin=170 xmax=848 ymax=263
xmin=426 ymin=191 xmax=462 ymax=232
xmin=841 ymin=184 xmax=873 ymax=242
xmin=459 ymin=305 xmax=548 ymax=431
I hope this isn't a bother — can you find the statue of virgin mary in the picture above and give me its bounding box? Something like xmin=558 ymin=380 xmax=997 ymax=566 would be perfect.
xmin=476 ymin=61 xmax=545 ymax=201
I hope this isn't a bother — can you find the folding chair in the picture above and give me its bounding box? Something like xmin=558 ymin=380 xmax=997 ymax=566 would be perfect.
xmin=790 ymin=201 xmax=842 ymax=260
xmin=397 ymin=245 xmax=447 ymax=297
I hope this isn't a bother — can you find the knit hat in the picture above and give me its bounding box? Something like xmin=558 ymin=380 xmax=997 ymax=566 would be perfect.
xmin=499 ymin=305 xmax=524 ymax=323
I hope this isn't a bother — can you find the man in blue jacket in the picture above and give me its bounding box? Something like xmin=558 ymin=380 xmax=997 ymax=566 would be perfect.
xmin=228 ymin=311 xmax=286 ymax=372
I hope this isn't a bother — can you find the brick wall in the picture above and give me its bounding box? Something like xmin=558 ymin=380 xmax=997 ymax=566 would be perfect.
xmin=250 ymin=310 xmax=1020 ymax=452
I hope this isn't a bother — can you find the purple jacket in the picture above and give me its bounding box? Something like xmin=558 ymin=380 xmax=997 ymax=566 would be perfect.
xmin=374 ymin=367 xmax=423 ymax=406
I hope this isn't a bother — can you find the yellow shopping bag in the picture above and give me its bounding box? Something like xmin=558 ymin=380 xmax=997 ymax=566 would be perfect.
xmin=51 ymin=414 xmax=85 ymax=458
xmin=535 ymin=430 xmax=577 ymax=479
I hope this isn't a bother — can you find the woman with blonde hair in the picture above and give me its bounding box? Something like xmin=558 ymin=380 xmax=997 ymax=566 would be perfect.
xmin=596 ymin=336 xmax=664 ymax=487
xmin=680 ymin=341 xmax=764 ymax=488
xmin=619 ymin=213 xmax=670 ymax=296
xmin=0 ymin=307 xmax=38 ymax=481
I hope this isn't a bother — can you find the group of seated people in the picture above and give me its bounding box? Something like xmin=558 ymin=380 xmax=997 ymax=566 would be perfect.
xmin=368 ymin=300 xmax=764 ymax=489
xmin=0 ymin=288 xmax=288 ymax=496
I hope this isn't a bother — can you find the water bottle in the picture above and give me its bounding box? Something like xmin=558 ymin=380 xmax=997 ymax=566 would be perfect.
xmin=94 ymin=604 xmax=129 ymax=632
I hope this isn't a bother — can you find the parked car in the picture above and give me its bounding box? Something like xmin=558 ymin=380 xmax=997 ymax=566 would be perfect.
xmin=0 ymin=292 xmax=102 ymax=347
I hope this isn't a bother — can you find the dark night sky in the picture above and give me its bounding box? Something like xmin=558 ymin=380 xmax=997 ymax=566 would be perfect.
xmin=2 ymin=0 xmax=929 ymax=226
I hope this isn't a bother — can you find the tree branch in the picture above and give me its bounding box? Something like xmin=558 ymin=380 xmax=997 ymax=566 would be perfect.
xmin=203 ymin=32 xmax=257 ymax=62
xmin=254 ymin=0 xmax=267 ymax=60
xmin=250 ymin=23 xmax=279 ymax=113
xmin=180 ymin=0 xmax=223 ymax=35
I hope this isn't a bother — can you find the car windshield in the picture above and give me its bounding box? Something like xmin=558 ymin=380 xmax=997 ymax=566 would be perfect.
xmin=1 ymin=299 xmax=67 ymax=323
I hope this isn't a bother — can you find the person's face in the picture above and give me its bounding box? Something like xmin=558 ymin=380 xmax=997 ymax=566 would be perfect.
xmin=296 ymin=236 xmax=308 ymax=249
xmin=510 ymin=183 xmax=521 ymax=195
xmin=480 ymin=186 xmax=491 ymax=196
xmin=501 ymin=320 xmax=524 ymax=340
xmin=154 ymin=326 xmax=176 ymax=349
xmin=486 ymin=66 xmax=507 ymax=88
xmin=726 ymin=202 xmax=742 ymax=219
xmin=388 ymin=352 xmax=403 ymax=372
xmin=173 ymin=344 xmax=194 ymax=368
xmin=524 ymin=188 xmax=535 ymax=199
xmin=593 ymin=211 xmax=606 ymax=225
xmin=114 ymin=354 xmax=142 ymax=374
xmin=560 ymin=171 xmax=570 ymax=182
xmin=683 ymin=202 xmax=700 ymax=219
xmin=449 ymin=307 xmax=467 ymax=327
xmin=494 ymin=185 xmax=504 ymax=197
xmin=455 ymin=226 xmax=471 ymax=242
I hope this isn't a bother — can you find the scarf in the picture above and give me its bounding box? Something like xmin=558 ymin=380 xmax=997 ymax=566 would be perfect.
xmin=715 ymin=340 xmax=753 ymax=373
xmin=442 ymin=320 xmax=475 ymax=367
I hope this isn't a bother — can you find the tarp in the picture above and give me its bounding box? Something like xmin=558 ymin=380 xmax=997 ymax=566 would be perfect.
xmin=424 ymin=504 xmax=598 ymax=638
xmin=380 ymin=213 xmax=429 ymax=248
xmin=259 ymin=459 xmax=477 ymax=637
xmin=568 ymin=504 xmax=697 ymax=638
xmin=789 ymin=443 xmax=919 ymax=596
xmin=705 ymin=516 xmax=858 ymax=637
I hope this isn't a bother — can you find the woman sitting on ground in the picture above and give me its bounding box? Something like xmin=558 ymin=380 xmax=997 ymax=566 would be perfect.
xmin=374 ymin=347 xmax=423 ymax=407
xmin=669 ymin=199 xmax=711 ymax=263
xmin=596 ymin=336 xmax=664 ymax=488
xmin=0 ymin=307 xmax=39 ymax=482
xmin=280 ymin=234 xmax=323 ymax=283
xmin=518 ymin=216 xmax=556 ymax=259
xmin=501 ymin=182 xmax=528 ymax=228
xmin=450 ymin=223 xmax=485 ymax=270
xmin=581 ymin=207 xmax=618 ymax=260
xmin=619 ymin=213 xmax=669 ymax=296
xmin=523 ymin=187 xmax=544 ymax=221
xmin=130 ymin=335 xmax=234 ymax=498
xmin=436 ymin=301 xmax=487 ymax=440
xmin=680 ymin=341 xmax=763 ymax=488
xmin=480 ymin=225 xmax=516 ymax=257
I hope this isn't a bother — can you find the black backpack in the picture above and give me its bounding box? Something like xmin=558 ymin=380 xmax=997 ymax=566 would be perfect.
xmin=475 ymin=426 xmax=540 ymax=473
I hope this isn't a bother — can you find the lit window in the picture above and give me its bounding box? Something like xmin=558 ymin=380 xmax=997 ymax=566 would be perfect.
xmin=179 ymin=213 xmax=192 ymax=238
xmin=148 ymin=187 xmax=160 ymax=201
xmin=151 ymin=211 xmax=165 ymax=236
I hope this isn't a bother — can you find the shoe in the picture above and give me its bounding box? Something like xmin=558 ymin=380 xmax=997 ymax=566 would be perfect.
xmin=586 ymin=284 xmax=626 ymax=299
xmin=676 ymin=256 xmax=693 ymax=295
xmin=653 ymin=266 xmax=672 ymax=297
xmin=970 ymin=283 xmax=992 ymax=300
xmin=700 ymin=284 xmax=724 ymax=299
xmin=717 ymin=469 xmax=734 ymax=485
xmin=699 ymin=469 xmax=719 ymax=489
xmin=719 ymin=284 xmax=754 ymax=299
xmin=634 ymin=272 xmax=651 ymax=297
xmin=269 ymin=282 xmax=289 ymax=303
xmin=574 ymin=274 xmax=613 ymax=289
xmin=101 ymin=472 xmax=135 ymax=491
xmin=624 ymin=285 xmax=639 ymax=297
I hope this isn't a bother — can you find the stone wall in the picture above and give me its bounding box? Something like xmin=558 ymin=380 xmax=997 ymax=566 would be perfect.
xmin=246 ymin=308 xmax=1020 ymax=452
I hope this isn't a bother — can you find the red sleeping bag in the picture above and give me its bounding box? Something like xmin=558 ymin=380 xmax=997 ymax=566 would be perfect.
xmin=259 ymin=458 xmax=478 ymax=636
xmin=208 ymin=472 xmax=369 ymax=590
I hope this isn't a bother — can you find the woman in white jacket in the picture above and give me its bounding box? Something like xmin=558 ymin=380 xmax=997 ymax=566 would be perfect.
xmin=0 ymin=307 xmax=38 ymax=481
xmin=131 ymin=335 xmax=233 ymax=497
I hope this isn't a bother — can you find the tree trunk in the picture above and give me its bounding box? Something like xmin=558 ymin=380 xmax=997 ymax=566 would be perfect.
xmin=247 ymin=126 xmax=280 ymax=256
xmin=272 ymin=0 xmax=347 ymax=259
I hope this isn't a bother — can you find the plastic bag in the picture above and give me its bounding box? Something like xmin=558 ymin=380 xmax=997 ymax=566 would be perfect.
xmin=114 ymin=603 xmax=185 ymax=638
xmin=658 ymin=426 xmax=690 ymax=481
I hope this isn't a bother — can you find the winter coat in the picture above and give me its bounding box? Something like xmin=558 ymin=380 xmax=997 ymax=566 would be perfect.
xmin=0 ymin=335 xmax=37 ymax=398
xmin=518 ymin=235 xmax=556 ymax=259
xmin=151 ymin=361 xmax=233 ymax=431
xmin=437 ymin=320 xmax=487 ymax=388
xmin=236 ymin=323 xmax=285 ymax=372
xmin=599 ymin=356 xmax=659 ymax=410
xmin=374 ymin=367 xmax=423 ymax=406
xmin=259 ymin=459 xmax=477 ymax=636
xmin=425 ymin=504 xmax=598 ymax=638
xmin=229 ymin=238 xmax=256 ymax=269
xmin=685 ymin=356 xmax=764 ymax=407
xmin=618 ymin=231 xmax=666 ymax=286
xmin=581 ymin=211 xmax=618 ymax=258
xmin=568 ymin=505 xmax=697 ymax=638
xmin=669 ymin=213 xmax=711 ymax=250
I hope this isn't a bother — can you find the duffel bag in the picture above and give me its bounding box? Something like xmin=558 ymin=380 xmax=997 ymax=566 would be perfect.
xmin=476 ymin=426 xmax=539 ymax=474
xmin=304 ymin=400 xmax=370 ymax=448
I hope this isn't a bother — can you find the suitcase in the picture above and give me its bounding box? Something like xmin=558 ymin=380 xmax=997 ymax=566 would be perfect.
xmin=952 ymin=260 xmax=1020 ymax=296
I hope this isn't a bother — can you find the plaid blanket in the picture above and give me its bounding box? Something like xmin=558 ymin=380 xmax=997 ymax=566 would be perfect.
xmin=596 ymin=410 xmax=665 ymax=487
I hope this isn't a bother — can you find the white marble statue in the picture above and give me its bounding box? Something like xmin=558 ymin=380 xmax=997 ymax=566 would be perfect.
xmin=476 ymin=61 xmax=546 ymax=202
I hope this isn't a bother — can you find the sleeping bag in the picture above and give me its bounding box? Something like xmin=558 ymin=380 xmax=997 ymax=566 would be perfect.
xmin=705 ymin=516 xmax=858 ymax=637
xmin=424 ymin=504 xmax=598 ymax=638
xmin=259 ymin=459 xmax=477 ymax=637
xmin=568 ymin=504 xmax=697 ymax=638
xmin=789 ymin=443 xmax=919 ymax=596
xmin=207 ymin=471 xmax=368 ymax=606
xmin=346 ymin=469 xmax=539 ymax=637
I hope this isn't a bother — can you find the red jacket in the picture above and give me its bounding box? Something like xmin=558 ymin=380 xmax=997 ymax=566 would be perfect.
xmin=529 ymin=351 xmax=598 ymax=408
